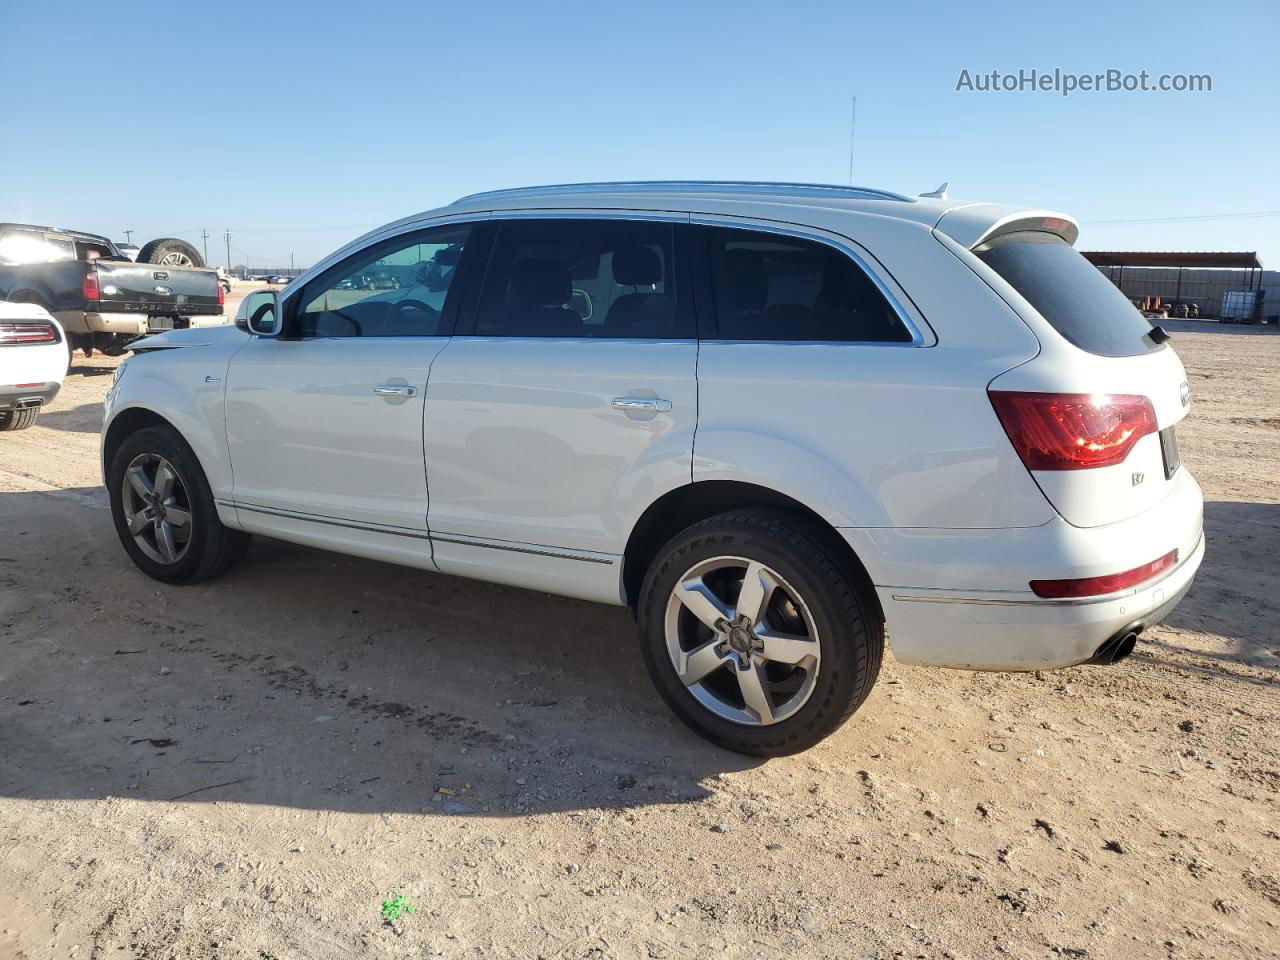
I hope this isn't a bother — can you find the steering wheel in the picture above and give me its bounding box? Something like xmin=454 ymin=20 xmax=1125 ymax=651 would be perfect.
xmin=392 ymin=298 xmax=437 ymax=318
xmin=389 ymin=299 xmax=439 ymax=333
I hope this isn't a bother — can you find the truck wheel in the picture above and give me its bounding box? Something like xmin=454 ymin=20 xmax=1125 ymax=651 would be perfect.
xmin=138 ymin=238 xmax=204 ymax=269
xmin=108 ymin=425 xmax=251 ymax=584
xmin=637 ymin=508 xmax=883 ymax=756
xmin=0 ymin=407 xmax=40 ymax=431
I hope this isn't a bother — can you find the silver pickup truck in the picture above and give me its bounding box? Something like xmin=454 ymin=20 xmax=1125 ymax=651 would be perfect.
xmin=0 ymin=223 xmax=225 ymax=356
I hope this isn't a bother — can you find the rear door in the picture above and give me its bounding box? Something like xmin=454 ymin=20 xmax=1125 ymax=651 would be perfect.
xmin=423 ymin=216 xmax=698 ymax=599
xmin=975 ymin=229 xmax=1191 ymax=527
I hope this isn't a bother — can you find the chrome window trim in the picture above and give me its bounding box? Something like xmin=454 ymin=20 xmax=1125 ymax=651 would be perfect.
xmin=688 ymin=214 xmax=932 ymax=347
xmin=284 ymin=207 xmax=932 ymax=347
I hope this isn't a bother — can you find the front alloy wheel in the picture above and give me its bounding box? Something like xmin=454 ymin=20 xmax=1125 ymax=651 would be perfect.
xmin=120 ymin=453 xmax=193 ymax=564
xmin=108 ymin=424 xmax=251 ymax=584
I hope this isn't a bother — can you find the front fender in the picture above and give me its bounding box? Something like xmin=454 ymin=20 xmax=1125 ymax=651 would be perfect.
xmin=103 ymin=358 xmax=236 ymax=499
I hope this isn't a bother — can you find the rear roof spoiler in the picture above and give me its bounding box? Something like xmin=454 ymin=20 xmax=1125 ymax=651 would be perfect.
xmin=933 ymin=204 xmax=1079 ymax=250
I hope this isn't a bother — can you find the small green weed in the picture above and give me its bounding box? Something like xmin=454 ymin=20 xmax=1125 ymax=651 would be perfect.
xmin=381 ymin=893 xmax=416 ymax=923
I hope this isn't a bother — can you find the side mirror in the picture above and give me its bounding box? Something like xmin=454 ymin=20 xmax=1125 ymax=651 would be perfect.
xmin=235 ymin=289 xmax=281 ymax=336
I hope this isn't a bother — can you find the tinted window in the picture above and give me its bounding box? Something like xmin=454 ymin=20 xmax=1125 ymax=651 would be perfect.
xmin=705 ymin=228 xmax=911 ymax=342
xmin=974 ymin=231 xmax=1158 ymax=357
xmin=295 ymin=225 xmax=471 ymax=337
xmin=474 ymin=219 xmax=682 ymax=338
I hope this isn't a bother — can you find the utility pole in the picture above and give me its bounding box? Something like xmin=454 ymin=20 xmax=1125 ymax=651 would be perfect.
xmin=848 ymin=95 xmax=857 ymax=186
xmin=201 ymin=229 xmax=210 ymax=266
xmin=290 ymin=252 xmax=294 ymax=274
xmin=223 ymin=229 xmax=232 ymax=272
xmin=123 ymin=229 xmax=134 ymax=244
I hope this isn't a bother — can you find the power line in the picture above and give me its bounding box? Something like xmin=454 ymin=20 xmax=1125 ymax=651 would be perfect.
xmin=1083 ymin=210 xmax=1280 ymax=226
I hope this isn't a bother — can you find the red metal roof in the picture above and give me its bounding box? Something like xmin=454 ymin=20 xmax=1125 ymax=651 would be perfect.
xmin=1082 ymin=251 xmax=1262 ymax=269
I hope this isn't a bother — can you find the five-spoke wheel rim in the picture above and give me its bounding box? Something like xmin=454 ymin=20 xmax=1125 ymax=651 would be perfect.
xmin=664 ymin=556 xmax=821 ymax=726
xmin=121 ymin=454 xmax=193 ymax=565
xmin=157 ymin=251 xmax=193 ymax=266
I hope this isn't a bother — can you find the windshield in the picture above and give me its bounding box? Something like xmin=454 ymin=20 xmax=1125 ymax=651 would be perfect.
xmin=975 ymin=231 xmax=1160 ymax=358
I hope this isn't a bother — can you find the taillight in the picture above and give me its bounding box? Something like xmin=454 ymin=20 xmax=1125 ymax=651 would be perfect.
xmin=989 ymin=391 xmax=1157 ymax=470
xmin=1030 ymin=549 xmax=1179 ymax=598
xmin=0 ymin=322 xmax=58 ymax=345
xmin=82 ymin=267 xmax=101 ymax=301
xmin=217 ymin=282 xmax=226 ymax=306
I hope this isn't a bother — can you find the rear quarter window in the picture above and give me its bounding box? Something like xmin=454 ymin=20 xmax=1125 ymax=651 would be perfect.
xmin=974 ymin=231 xmax=1160 ymax=358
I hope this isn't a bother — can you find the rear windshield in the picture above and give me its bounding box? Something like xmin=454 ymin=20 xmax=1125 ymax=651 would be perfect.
xmin=974 ymin=231 xmax=1159 ymax=357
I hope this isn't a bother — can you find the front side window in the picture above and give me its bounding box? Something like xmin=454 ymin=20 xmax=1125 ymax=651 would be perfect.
xmin=704 ymin=227 xmax=912 ymax=343
xmin=294 ymin=224 xmax=471 ymax=337
xmin=474 ymin=219 xmax=682 ymax=338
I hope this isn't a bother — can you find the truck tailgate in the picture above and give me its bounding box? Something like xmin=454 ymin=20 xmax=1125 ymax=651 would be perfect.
xmin=95 ymin=261 xmax=222 ymax=317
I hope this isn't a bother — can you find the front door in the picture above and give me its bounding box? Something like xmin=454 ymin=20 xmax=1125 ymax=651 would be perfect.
xmin=225 ymin=223 xmax=474 ymax=537
xmin=423 ymin=217 xmax=698 ymax=600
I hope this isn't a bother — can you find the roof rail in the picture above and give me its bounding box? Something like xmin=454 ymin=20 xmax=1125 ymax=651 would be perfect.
xmin=451 ymin=180 xmax=913 ymax=205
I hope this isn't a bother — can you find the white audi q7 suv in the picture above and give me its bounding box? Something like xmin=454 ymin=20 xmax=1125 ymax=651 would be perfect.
xmin=101 ymin=181 xmax=1204 ymax=755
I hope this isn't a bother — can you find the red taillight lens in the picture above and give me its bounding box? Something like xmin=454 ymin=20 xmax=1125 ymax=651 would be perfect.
xmin=989 ymin=391 xmax=1157 ymax=470
xmin=0 ymin=322 xmax=58 ymax=345
xmin=82 ymin=268 xmax=101 ymax=301
xmin=1030 ymin=549 xmax=1179 ymax=598
xmin=217 ymin=282 xmax=226 ymax=306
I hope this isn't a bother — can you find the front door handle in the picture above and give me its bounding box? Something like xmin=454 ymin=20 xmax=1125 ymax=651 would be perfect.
xmin=374 ymin=384 xmax=418 ymax=398
xmin=612 ymin=396 xmax=672 ymax=413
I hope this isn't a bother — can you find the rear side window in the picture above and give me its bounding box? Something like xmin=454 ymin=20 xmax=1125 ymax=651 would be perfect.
xmin=474 ymin=219 xmax=687 ymax=338
xmin=974 ymin=231 xmax=1159 ymax=357
xmin=704 ymin=227 xmax=912 ymax=343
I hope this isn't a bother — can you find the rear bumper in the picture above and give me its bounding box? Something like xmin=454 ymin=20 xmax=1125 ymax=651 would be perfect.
xmin=55 ymin=311 xmax=148 ymax=336
xmin=847 ymin=469 xmax=1205 ymax=670
xmin=0 ymin=381 xmax=60 ymax=410
xmin=53 ymin=311 xmax=226 ymax=336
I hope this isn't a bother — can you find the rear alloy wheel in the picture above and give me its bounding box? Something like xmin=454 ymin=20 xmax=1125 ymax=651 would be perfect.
xmin=664 ymin=556 xmax=822 ymax=726
xmin=109 ymin=425 xmax=250 ymax=583
xmin=638 ymin=509 xmax=882 ymax=756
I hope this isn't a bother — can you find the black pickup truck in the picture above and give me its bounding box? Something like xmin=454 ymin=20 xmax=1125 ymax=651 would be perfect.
xmin=0 ymin=223 xmax=224 ymax=355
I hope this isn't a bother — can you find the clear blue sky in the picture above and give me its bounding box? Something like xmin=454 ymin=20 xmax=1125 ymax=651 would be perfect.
xmin=3 ymin=0 xmax=1277 ymax=268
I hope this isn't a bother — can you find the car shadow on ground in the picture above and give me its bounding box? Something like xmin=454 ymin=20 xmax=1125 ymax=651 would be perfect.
xmin=30 ymin=401 xmax=104 ymax=434
xmin=1143 ymin=500 xmax=1279 ymax=682
xmin=0 ymin=487 xmax=761 ymax=818
xmin=66 ymin=361 xmax=119 ymax=377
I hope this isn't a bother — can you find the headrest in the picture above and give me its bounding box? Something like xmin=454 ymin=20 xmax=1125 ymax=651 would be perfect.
xmin=509 ymin=258 xmax=571 ymax=307
xmin=613 ymin=245 xmax=663 ymax=286
xmin=721 ymin=248 xmax=768 ymax=310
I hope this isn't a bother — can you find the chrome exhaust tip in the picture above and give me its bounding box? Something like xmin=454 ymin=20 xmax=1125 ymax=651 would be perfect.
xmin=1087 ymin=629 xmax=1140 ymax=666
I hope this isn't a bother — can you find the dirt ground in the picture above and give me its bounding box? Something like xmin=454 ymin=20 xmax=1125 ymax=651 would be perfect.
xmin=1 ymin=317 xmax=1277 ymax=960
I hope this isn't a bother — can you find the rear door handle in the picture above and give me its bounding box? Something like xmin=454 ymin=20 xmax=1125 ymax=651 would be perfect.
xmin=612 ymin=396 xmax=672 ymax=413
xmin=374 ymin=384 xmax=418 ymax=398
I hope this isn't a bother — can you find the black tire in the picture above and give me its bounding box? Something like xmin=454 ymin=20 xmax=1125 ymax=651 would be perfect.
xmin=637 ymin=508 xmax=883 ymax=756
xmin=138 ymin=237 xmax=204 ymax=269
xmin=0 ymin=407 xmax=39 ymax=430
xmin=108 ymin=425 xmax=250 ymax=584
